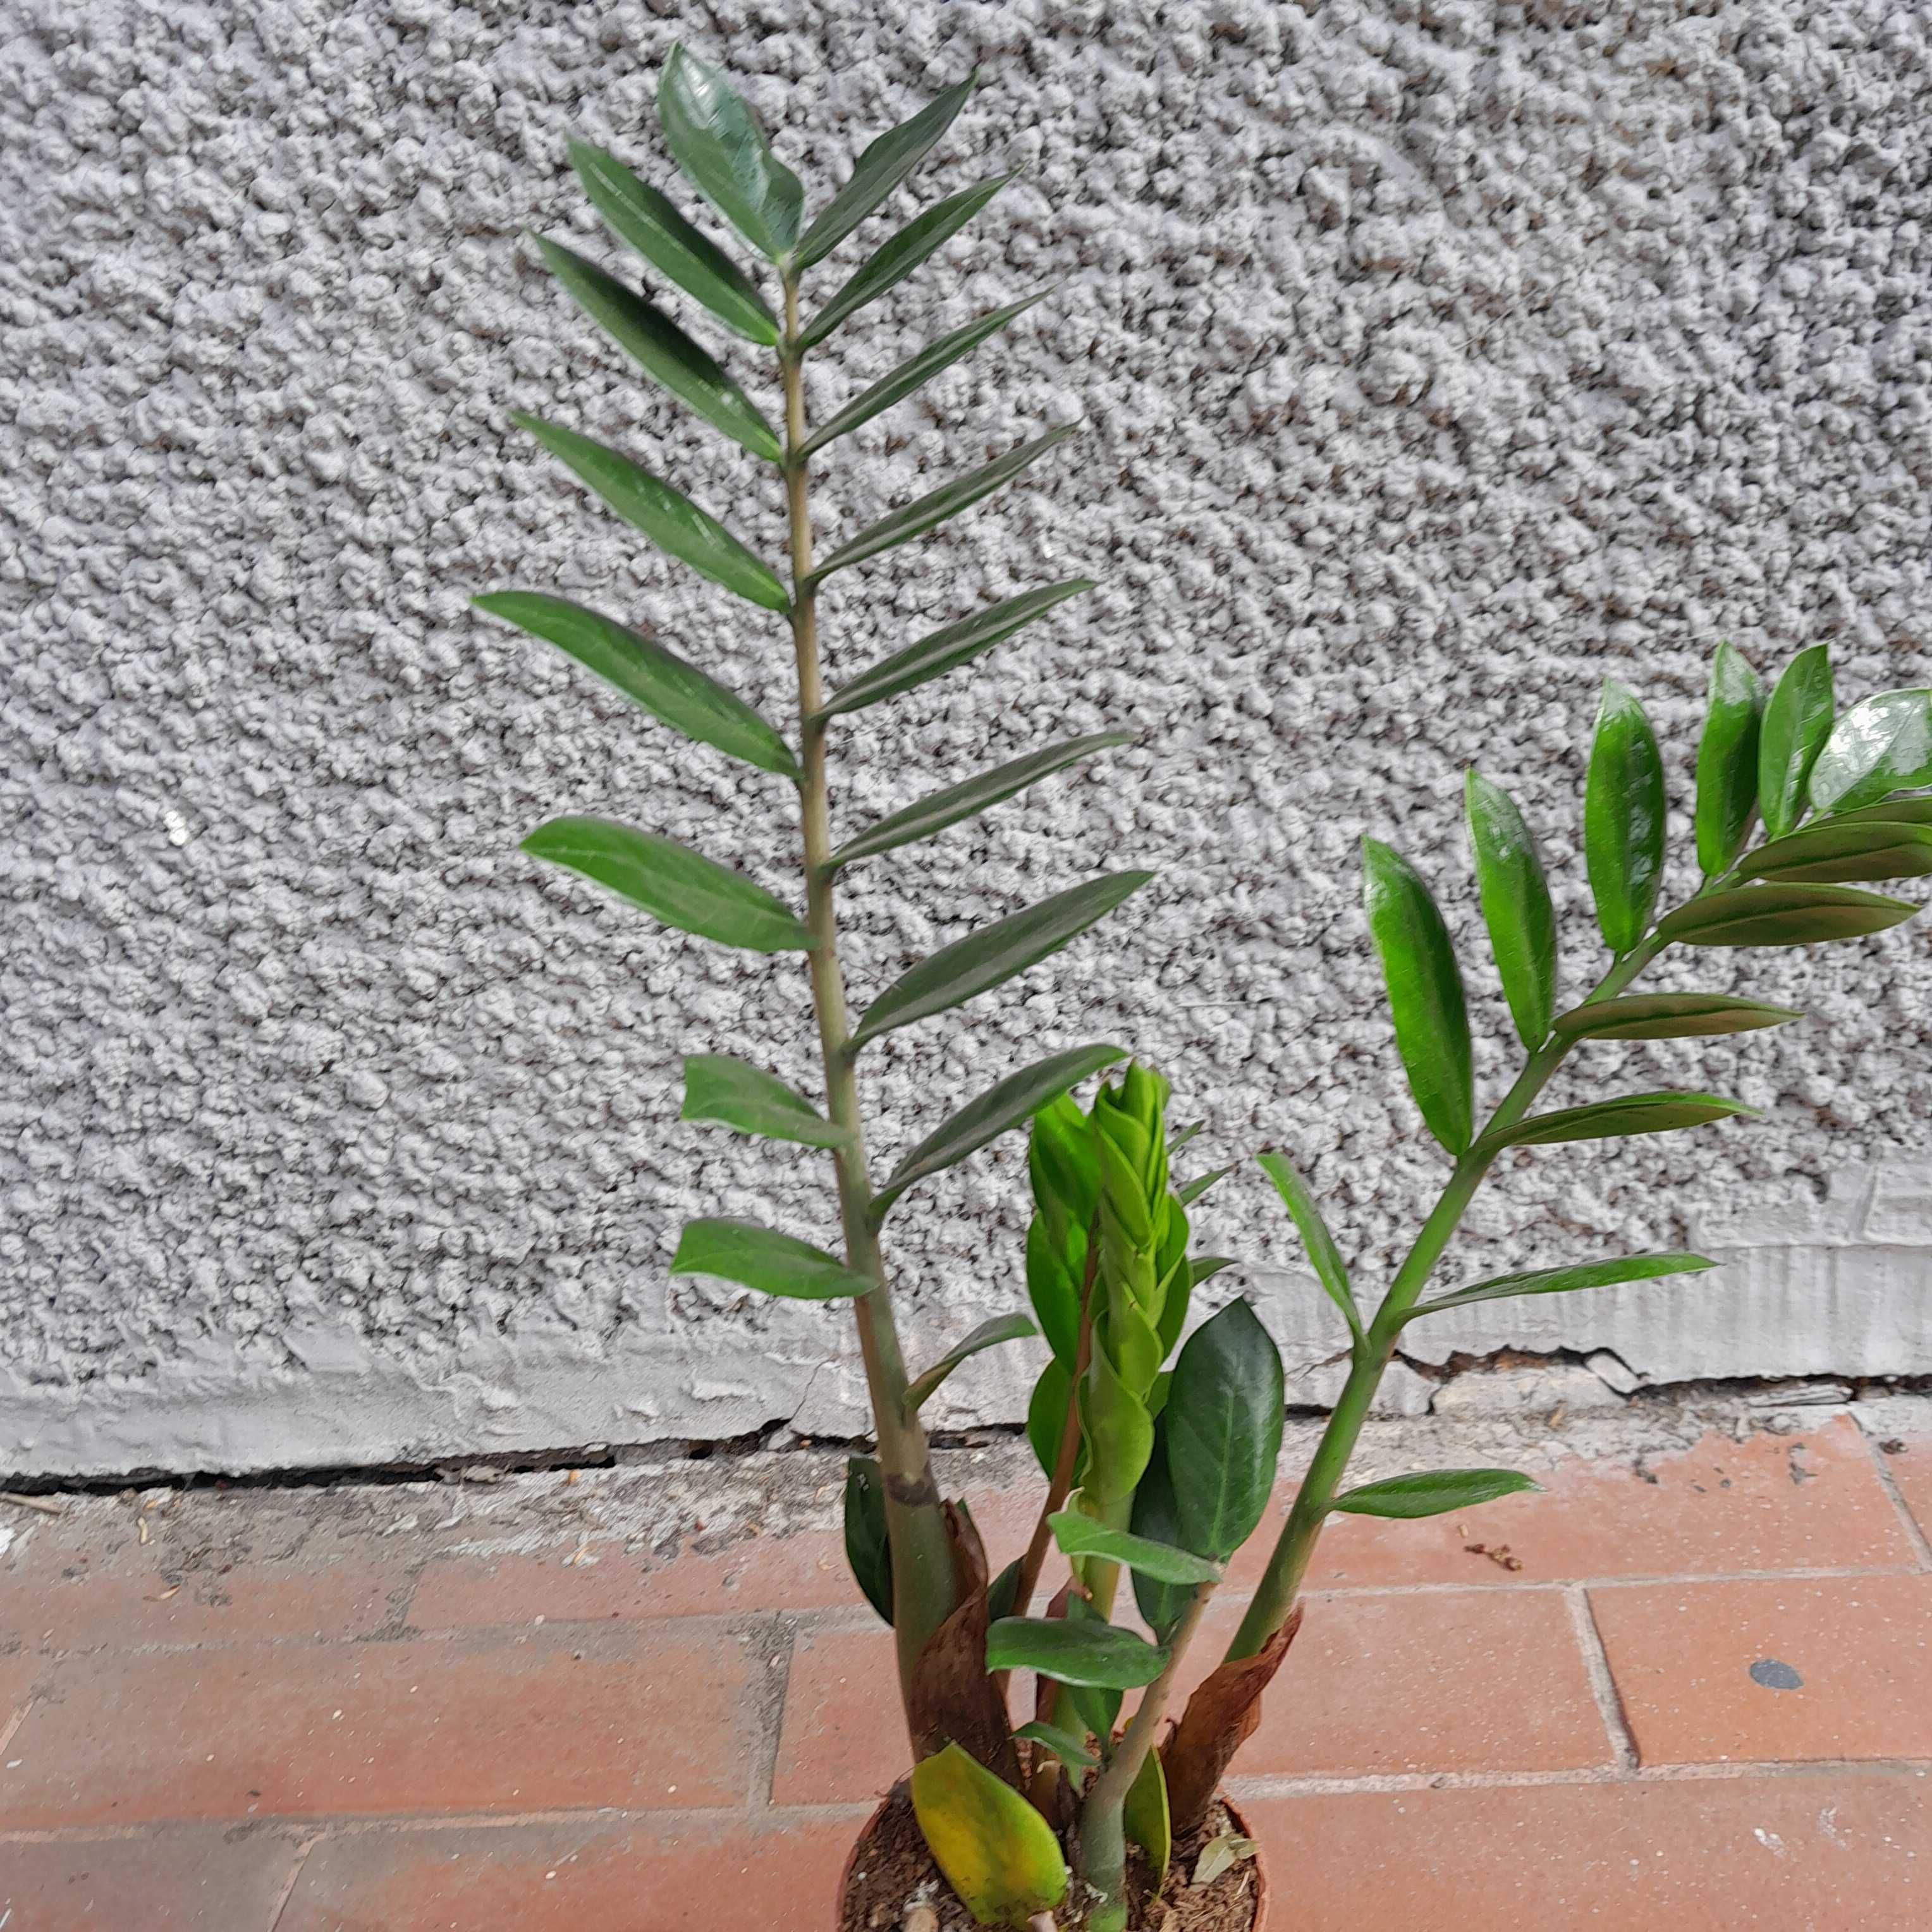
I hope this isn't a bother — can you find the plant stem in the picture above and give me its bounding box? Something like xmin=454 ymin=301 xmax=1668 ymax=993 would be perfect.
xmin=778 ymin=278 xmax=957 ymax=1697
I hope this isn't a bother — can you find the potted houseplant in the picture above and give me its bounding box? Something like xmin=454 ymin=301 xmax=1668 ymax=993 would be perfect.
xmin=475 ymin=42 xmax=1932 ymax=1929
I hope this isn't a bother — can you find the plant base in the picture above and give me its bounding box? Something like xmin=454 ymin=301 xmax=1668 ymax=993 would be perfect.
xmin=836 ymin=1785 xmax=1267 ymax=1931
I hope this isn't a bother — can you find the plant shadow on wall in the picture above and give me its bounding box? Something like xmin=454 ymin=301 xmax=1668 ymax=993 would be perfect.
xmin=473 ymin=45 xmax=1932 ymax=1932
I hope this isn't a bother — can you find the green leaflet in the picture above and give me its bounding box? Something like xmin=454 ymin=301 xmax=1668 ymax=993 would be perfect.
xmin=808 ymin=426 xmax=1077 ymax=582
xmin=669 ymin=1217 xmax=876 ymax=1299
xmin=851 ymin=871 xmax=1152 ymax=1048
xmin=1012 ymin=1720 xmax=1097 ymax=1772
xmin=472 ymin=592 xmax=796 ymax=778
xmin=1656 ymin=882 xmax=1918 ymax=948
xmin=522 ymin=816 xmax=812 ymax=952
xmin=657 ymin=45 xmax=802 ymax=262
xmin=795 ymin=73 xmax=975 ymax=267
xmin=831 ymin=731 xmax=1128 ymax=868
xmin=911 ymin=1745 xmax=1068 ymax=1931
xmin=802 ymin=173 xmax=1013 ymax=348
xmin=1830 ymin=796 xmax=1932 ymax=827
xmin=530 ymin=235 xmax=781 ymax=460
xmin=1027 ymin=1356 xmax=1074 ymax=1479
xmin=1695 ymin=642 xmax=1763 ymax=876
xmin=1362 ymin=837 xmax=1474 ymax=1156
xmin=1808 ymin=690 xmax=1932 ymax=816
xmin=1465 ymin=770 xmax=1556 ymax=1049
xmin=1129 ymin=1429 xmax=1193 ymax=1642
xmin=1551 ymin=993 xmax=1802 ymax=1041
xmin=1046 ymin=1509 xmax=1222 ymax=1584
xmin=1124 ymin=1746 xmax=1172 ymax=1891
xmin=1161 ymin=1299 xmax=1283 ymax=1562
xmin=1476 ymin=1091 xmax=1759 ymax=1154
xmin=1078 ymin=1341 xmax=1155 ymax=1509
xmin=566 ymin=139 xmax=779 ymax=345
xmin=802 ymin=293 xmax=1048 ymax=456
xmin=1758 ymin=645 xmax=1835 ymax=840
xmin=873 ymin=1043 xmax=1125 ymax=1218
xmin=1584 ymin=679 xmax=1666 ymax=956
xmin=1333 ymin=1468 xmax=1539 ymax=1519
xmin=512 ymin=413 xmax=788 ymax=611
xmin=1408 ymin=1252 xmax=1716 ymax=1319
xmin=680 ymin=1054 xmax=847 ymax=1147
xmin=905 ymin=1313 xmax=1037 ymax=1412
xmin=1177 ymin=1165 xmax=1233 ymax=1209
xmin=984 ymin=1615 xmax=1168 ymax=1689
xmin=842 ymin=1456 xmax=893 ymax=1623
xmin=1256 ymin=1151 xmax=1362 ymax=1346
xmin=1737 ymin=819 xmax=1932 ymax=886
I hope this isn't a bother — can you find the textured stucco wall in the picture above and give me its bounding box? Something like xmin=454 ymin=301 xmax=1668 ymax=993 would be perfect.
xmin=6 ymin=0 xmax=1932 ymax=1479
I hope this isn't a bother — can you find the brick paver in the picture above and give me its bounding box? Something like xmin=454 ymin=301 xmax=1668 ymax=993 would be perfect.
xmin=0 ymin=1828 xmax=309 ymax=1930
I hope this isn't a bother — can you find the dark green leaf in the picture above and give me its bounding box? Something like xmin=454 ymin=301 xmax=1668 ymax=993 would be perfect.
xmin=1362 ymin=838 xmax=1474 ymax=1156
xmin=1256 ymin=1152 xmax=1360 ymax=1346
xmin=669 ymin=1217 xmax=875 ymax=1299
xmin=657 ymin=46 xmax=802 ymax=262
xmin=1476 ymin=1092 xmax=1759 ymax=1154
xmin=512 ymin=413 xmax=788 ymax=611
xmin=985 ymin=1616 xmax=1168 ymax=1690
xmin=473 ymin=592 xmax=795 ymax=777
xmin=530 ymin=235 xmax=781 ymax=460
xmin=1695 ymin=642 xmax=1763 ymax=876
xmin=875 ymin=1044 xmax=1125 ymax=1218
xmin=808 ymin=427 xmax=1077 ymax=582
xmin=794 ymin=74 xmax=975 ymax=268
xmin=1130 ymin=1433 xmax=1192 ymax=1642
xmin=1124 ymin=1744 xmax=1171 ymax=1889
xmin=680 ymin=1053 xmax=847 ymax=1147
xmin=522 ymin=816 xmax=811 ymax=951
xmin=1332 ymin=1468 xmax=1539 ymax=1520
xmin=1013 ymin=1720 xmax=1097 ymax=1772
xmin=1189 ymin=1256 xmax=1235 ymax=1288
xmin=843 ymin=1456 xmax=892 ymax=1624
xmin=1738 ymin=819 xmax=1932 ymax=885
xmin=1584 ymin=680 xmax=1666 ymax=955
xmin=986 ymin=1558 xmax=1022 ymax=1624
xmin=1830 ymin=795 xmax=1932 ymax=828
xmin=1027 ymin=1357 xmax=1073 ymax=1479
xmin=905 ymin=1314 xmax=1036 ymax=1412
xmin=802 ymin=294 xmax=1047 ymax=457
xmin=1465 ymin=771 xmax=1556 ymax=1049
xmin=1409 ymin=1252 xmax=1716 ymax=1319
xmin=1656 ymin=882 xmax=1918 ymax=948
xmin=1551 ymin=993 xmax=1802 ymax=1041
xmin=1162 ymin=1299 xmax=1284 ymax=1562
xmin=1177 ymin=1165 xmax=1233 ymax=1210
xmin=802 ymin=174 xmax=1012 ymax=348
xmin=566 ymin=139 xmax=779 ymax=345
xmin=832 ymin=732 xmax=1127 ymax=868
xmin=821 ymin=581 xmax=1095 ymax=719
xmin=852 ymin=872 xmax=1152 ymax=1048
xmin=1047 ymin=1510 xmax=1221 ymax=1584
xmin=1170 ymin=1122 xmax=1205 ymax=1156
xmin=1809 ymin=690 xmax=1932 ymax=816
xmin=1758 ymin=645 xmax=1834 ymax=840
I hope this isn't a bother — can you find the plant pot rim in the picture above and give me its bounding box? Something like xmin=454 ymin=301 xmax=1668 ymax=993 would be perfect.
xmin=835 ymin=1784 xmax=1268 ymax=1931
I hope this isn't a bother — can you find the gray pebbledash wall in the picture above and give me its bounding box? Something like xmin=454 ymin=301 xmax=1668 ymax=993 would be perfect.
xmin=5 ymin=1 xmax=1932 ymax=1479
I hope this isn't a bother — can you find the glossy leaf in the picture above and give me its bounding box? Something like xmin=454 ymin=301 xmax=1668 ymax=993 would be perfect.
xmin=1656 ymin=882 xmax=1918 ymax=948
xmin=1476 ymin=1091 xmax=1759 ymax=1154
xmin=1738 ymin=818 xmax=1932 ymax=885
xmin=822 ymin=580 xmax=1095 ymax=718
xmin=809 ymin=427 xmax=1077 ymax=582
xmin=1079 ymin=1342 xmax=1156 ymax=1510
xmin=566 ymin=139 xmax=779 ymax=345
xmin=1046 ymin=1510 xmax=1222 ymax=1585
xmin=904 ymin=1314 xmax=1037 ymax=1413
xmin=531 ymin=235 xmax=781 ymax=460
xmin=1012 ymin=1720 xmax=1096 ymax=1773
xmin=1584 ymin=680 xmax=1666 ymax=955
xmin=522 ymin=816 xmax=811 ymax=952
xmin=656 ymin=46 xmax=802 ymax=262
xmin=910 ymin=1744 xmax=1068 ymax=1930
xmin=1256 ymin=1151 xmax=1361 ymax=1345
xmin=1189 ymin=1256 xmax=1235 ymax=1288
xmin=1362 ymin=838 xmax=1474 ymax=1156
xmin=669 ymin=1217 xmax=875 ymax=1299
xmin=512 ymin=413 xmax=788 ymax=611
xmin=833 ymin=731 xmax=1127 ymax=867
xmin=1124 ymin=1746 xmax=1171 ymax=1890
xmin=1027 ymin=1357 xmax=1073 ymax=1479
xmin=875 ymin=1044 xmax=1125 ymax=1216
xmin=1830 ymin=795 xmax=1932 ymax=828
xmin=1552 ymin=992 xmax=1802 ymax=1041
xmin=843 ymin=1457 xmax=892 ymax=1624
xmin=1332 ymin=1467 xmax=1539 ymax=1520
xmin=1177 ymin=1165 xmax=1234 ymax=1209
xmin=1695 ymin=642 xmax=1763 ymax=876
xmin=803 ymin=294 xmax=1046 ymax=456
xmin=1130 ymin=1433 xmax=1192 ymax=1642
xmin=472 ymin=592 xmax=795 ymax=777
xmin=795 ymin=75 xmax=974 ymax=266
xmin=1162 ymin=1299 xmax=1284 ymax=1562
xmin=680 ymin=1054 xmax=847 ymax=1147
xmin=985 ymin=1616 xmax=1168 ymax=1690
xmin=1465 ymin=771 xmax=1556 ymax=1048
xmin=986 ymin=1559 xmax=1022 ymax=1624
xmin=852 ymin=872 xmax=1152 ymax=1048
xmin=1809 ymin=690 xmax=1932 ymax=816
xmin=1758 ymin=645 xmax=1834 ymax=840
xmin=802 ymin=173 xmax=1012 ymax=348
xmin=1409 ymin=1252 xmax=1716 ymax=1319
xmin=1026 ymin=1224 xmax=1083 ymax=1371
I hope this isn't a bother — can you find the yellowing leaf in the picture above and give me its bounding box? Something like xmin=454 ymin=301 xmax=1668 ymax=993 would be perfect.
xmin=910 ymin=1744 xmax=1068 ymax=1929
